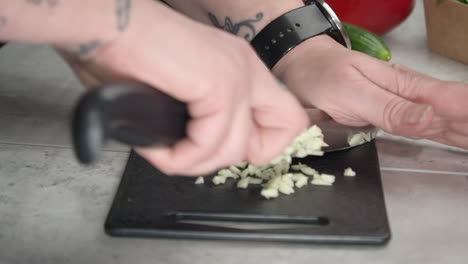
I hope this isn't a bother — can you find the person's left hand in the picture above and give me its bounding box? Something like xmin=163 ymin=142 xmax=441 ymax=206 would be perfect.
xmin=273 ymin=35 xmax=468 ymax=149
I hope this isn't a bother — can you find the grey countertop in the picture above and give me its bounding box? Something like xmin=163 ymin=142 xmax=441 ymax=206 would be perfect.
xmin=1 ymin=2 xmax=468 ymax=264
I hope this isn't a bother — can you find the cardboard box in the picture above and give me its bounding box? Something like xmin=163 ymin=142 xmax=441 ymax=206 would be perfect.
xmin=424 ymin=0 xmax=468 ymax=64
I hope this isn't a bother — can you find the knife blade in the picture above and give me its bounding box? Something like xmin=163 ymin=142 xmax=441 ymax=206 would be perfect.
xmin=306 ymin=108 xmax=379 ymax=152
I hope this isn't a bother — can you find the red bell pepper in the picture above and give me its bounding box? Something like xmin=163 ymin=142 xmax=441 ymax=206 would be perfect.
xmin=304 ymin=0 xmax=415 ymax=35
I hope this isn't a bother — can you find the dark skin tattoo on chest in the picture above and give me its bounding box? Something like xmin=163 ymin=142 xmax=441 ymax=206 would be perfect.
xmin=26 ymin=0 xmax=59 ymax=8
xmin=116 ymin=0 xmax=132 ymax=32
xmin=208 ymin=12 xmax=264 ymax=41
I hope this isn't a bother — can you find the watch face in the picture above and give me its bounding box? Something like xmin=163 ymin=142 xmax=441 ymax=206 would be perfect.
xmin=314 ymin=0 xmax=351 ymax=49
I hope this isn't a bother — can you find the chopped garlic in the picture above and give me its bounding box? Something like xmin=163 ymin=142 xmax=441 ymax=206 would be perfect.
xmin=261 ymin=188 xmax=279 ymax=199
xmin=241 ymin=164 xmax=259 ymax=177
xmin=218 ymin=169 xmax=235 ymax=178
xmin=281 ymin=173 xmax=294 ymax=187
xmin=344 ymin=167 xmax=356 ymax=177
xmin=348 ymin=131 xmax=375 ymax=147
xmin=311 ymin=173 xmax=335 ymax=186
xmin=202 ymin=124 xmax=339 ymax=199
xmin=308 ymin=125 xmax=323 ymax=137
xmin=229 ymin=166 xmax=242 ymax=175
xmin=310 ymin=179 xmax=333 ymax=186
xmin=308 ymin=150 xmax=324 ymax=156
xmin=362 ymin=132 xmax=372 ymax=142
xmin=195 ymin=176 xmax=204 ymax=185
xmin=376 ymin=129 xmax=385 ymax=137
xmin=300 ymin=166 xmax=318 ymax=176
xmin=263 ymin=176 xmax=282 ymax=190
xmin=236 ymin=177 xmax=249 ymax=189
xmin=248 ymin=177 xmax=263 ymax=185
xmin=319 ymin=173 xmax=336 ymax=184
xmin=273 ymin=164 xmax=283 ymax=176
xmin=240 ymin=168 xmax=250 ymax=178
xmin=260 ymin=168 xmax=277 ymax=179
xmin=295 ymin=175 xmax=308 ymax=188
xmin=270 ymin=155 xmax=284 ymax=165
xmin=278 ymin=183 xmax=295 ymax=195
xmin=212 ymin=175 xmax=227 ymax=185
xmin=291 ymin=163 xmax=307 ymax=171
xmin=348 ymin=133 xmax=366 ymax=146
xmin=306 ymin=138 xmax=327 ymax=150
xmin=237 ymin=161 xmax=248 ymax=168
xmin=294 ymin=149 xmax=308 ymax=158
xmin=292 ymin=173 xmax=306 ymax=181
xmin=284 ymin=146 xmax=295 ymax=155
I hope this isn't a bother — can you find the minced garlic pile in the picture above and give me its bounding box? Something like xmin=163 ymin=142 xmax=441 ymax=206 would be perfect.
xmin=195 ymin=125 xmax=357 ymax=199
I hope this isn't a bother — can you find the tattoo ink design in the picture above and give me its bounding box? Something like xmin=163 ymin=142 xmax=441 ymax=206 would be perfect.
xmin=208 ymin=12 xmax=264 ymax=41
xmin=116 ymin=0 xmax=132 ymax=32
xmin=0 ymin=16 xmax=6 ymax=31
xmin=26 ymin=0 xmax=59 ymax=8
xmin=74 ymin=40 xmax=102 ymax=58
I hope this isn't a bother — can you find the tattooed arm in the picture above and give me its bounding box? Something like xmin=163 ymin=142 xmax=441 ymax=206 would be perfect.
xmin=163 ymin=0 xmax=304 ymax=41
xmin=0 ymin=0 xmax=310 ymax=173
xmin=0 ymin=0 xmax=133 ymax=57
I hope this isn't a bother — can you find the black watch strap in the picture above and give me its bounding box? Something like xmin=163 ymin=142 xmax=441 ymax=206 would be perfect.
xmin=251 ymin=0 xmax=350 ymax=69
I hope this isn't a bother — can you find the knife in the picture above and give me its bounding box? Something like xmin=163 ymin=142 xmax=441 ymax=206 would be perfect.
xmin=72 ymin=82 xmax=188 ymax=164
xmin=307 ymin=108 xmax=379 ymax=152
xmin=71 ymin=81 xmax=376 ymax=164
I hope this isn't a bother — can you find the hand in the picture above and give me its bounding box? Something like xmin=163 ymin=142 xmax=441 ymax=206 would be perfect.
xmin=274 ymin=35 xmax=468 ymax=149
xmin=58 ymin=1 xmax=308 ymax=175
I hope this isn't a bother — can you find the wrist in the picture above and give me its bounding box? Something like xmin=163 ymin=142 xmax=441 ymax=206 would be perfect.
xmin=165 ymin=0 xmax=304 ymax=41
xmin=272 ymin=34 xmax=339 ymax=81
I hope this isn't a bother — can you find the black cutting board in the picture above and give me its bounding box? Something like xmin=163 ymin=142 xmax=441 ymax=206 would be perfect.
xmin=105 ymin=141 xmax=391 ymax=245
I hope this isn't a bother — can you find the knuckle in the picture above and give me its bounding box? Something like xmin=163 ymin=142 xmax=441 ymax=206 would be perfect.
xmin=391 ymin=63 xmax=424 ymax=97
xmin=382 ymin=98 xmax=406 ymax=133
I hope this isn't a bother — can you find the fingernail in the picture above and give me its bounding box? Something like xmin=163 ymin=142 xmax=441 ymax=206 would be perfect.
xmin=404 ymin=105 xmax=432 ymax=125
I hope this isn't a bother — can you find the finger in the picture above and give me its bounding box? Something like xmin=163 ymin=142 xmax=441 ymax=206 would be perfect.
xmin=247 ymin=80 xmax=309 ymax=165
xmin=449 ymin=121 xmax=468 ymax=137
xmin=175 ymin=101 xmax=252 ymax=175
xmin=305 ymin=108 xmax=333 ymax=122
xmin=136 ymin=100 xmax=233 ymax=175
xmin=390 ymin=64 xmax=468 ymax=121
xmin=431 ymin=131 xmax=468 ymax=150
xmin=410 ymin=115 xmax=447 ymax=139
xmin=353 ymin=58 xmax=468 ymax=121
xmin=341 ymin=77 xmax=436 ymax=137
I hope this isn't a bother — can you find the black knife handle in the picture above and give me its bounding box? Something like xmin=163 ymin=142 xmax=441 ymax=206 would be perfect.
xmin=72 ymin=82 xmax=188 ymax=164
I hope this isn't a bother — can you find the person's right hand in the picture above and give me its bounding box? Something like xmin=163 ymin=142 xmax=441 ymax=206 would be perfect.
xmin=58 ymin=0 xmax=308 ymax=175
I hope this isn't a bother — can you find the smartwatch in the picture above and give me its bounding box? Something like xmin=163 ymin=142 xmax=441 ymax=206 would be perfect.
xmin=250 ymin=0 xmax=351 ymax=69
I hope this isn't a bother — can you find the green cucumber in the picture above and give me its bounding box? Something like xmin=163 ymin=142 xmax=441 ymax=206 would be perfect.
xmin=344 ymin=23 xmax=392 ymax=61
